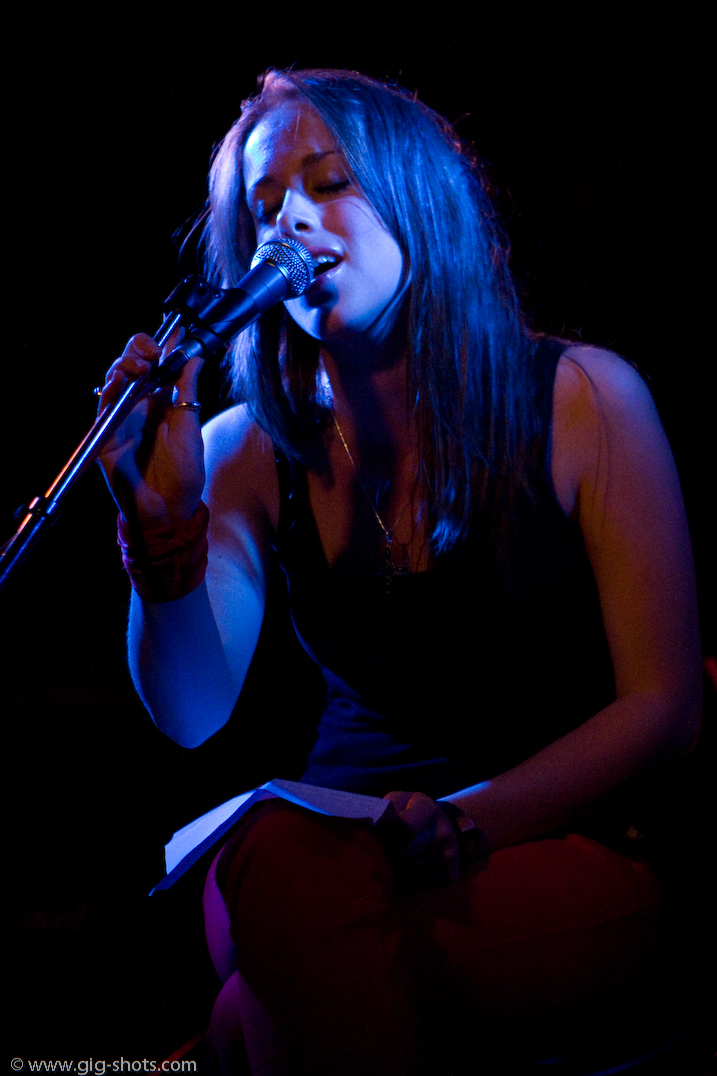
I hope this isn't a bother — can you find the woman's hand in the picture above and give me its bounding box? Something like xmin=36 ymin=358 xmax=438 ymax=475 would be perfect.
xmin=383 ymin=790 xmax=461 ymax=890
xmin=97 ymin=332 xmax=205 ymax=528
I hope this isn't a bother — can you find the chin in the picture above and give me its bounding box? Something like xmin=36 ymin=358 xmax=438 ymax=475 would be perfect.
xmin=303 ymin=304 xmax=405 ymax=344
xmin=288 ymin=306 xmax=360 ymax=343
xmin=287 ymin=290 xmax=406 ymax=347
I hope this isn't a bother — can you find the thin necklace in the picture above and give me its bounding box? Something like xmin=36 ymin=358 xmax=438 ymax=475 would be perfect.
xmin=332 ymin=414 xmax=411 ymax=593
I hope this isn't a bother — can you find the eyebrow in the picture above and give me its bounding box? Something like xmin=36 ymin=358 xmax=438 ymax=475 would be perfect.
xmin=247 ymin=150 xmax=339 ymax=200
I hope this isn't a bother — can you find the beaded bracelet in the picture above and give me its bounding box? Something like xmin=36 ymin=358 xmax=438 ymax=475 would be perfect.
xmin=117 ymin=501 xmax=210 ymax=603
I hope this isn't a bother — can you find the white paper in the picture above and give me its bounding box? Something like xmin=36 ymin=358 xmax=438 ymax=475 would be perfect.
xmin=152 ymin=778 xmax=391 ymax=894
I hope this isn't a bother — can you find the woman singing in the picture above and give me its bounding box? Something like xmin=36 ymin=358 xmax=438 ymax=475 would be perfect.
xmin=98 ymin=69 xmax=701 ymax=1075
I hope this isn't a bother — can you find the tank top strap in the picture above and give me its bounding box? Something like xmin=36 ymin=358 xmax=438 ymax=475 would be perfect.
xmin=532 ymin=335 xmax=569 ymax=421
xmin=273 ymin=445 xmax=296 ymax=536
xmin=527 ymin=336 xmax=570 ymax=491
xmin=273 ymin=336 xmax=570 ymax=565
xmin=272 ymin=445 xmax=328 ymax=577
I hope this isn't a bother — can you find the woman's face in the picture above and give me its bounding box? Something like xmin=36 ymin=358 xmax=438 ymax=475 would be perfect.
xmin=243 ymin=101 xmax=404 ymax=346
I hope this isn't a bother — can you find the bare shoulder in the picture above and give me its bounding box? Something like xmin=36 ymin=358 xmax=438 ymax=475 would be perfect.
xmin=552 ymin=344 xmax=668 ymax=517
xmin=555 ymin=343 xmax=655 ymax=416
xmin=202 ymin=402 xmax=271 ymax=470
xmin=553 ymin=348 xmax=700 ymax=737
xmin=202 ymin=404 xmax=280 ymax=533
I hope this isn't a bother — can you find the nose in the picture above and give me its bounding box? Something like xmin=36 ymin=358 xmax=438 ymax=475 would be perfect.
xmin=276 ymin=189 xmax=317 ymax=236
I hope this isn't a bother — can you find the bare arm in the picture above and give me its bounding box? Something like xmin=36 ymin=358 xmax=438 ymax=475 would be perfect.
xmin=447 ymin=347 xmax=702 ymax=850
xmin=98 ymin=335 xmax=279 ymax=748
xmin=392 ymin=347 xmax=702 ymax=867
xmin=127 ymin=407 xmax=279 ymax=746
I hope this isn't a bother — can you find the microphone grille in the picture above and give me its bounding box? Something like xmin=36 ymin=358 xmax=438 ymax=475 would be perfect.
xmin=251 ymin=238 xmax=314 ymax=299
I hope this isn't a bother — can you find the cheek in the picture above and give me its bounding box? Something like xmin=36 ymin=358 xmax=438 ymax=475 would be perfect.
xmin=359 ymin=221 xmax=403 ymax=293
xmin=376 ymin=238 xmax=404 ymax=293
xmin=361 ymin=235 xmax=404 ymax=311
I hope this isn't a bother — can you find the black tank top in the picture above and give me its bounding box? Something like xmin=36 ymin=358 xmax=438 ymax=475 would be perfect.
xmin=273 ymin=339 xmax=615 ymax=799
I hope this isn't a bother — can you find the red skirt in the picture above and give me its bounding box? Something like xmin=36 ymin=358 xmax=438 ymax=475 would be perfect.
xmin=203 ymin=801 xmax=660 ymax=1076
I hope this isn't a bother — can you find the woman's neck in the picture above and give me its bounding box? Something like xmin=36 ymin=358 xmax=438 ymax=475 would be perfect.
xmin=320 ymin=345 xmax=414 ymax=461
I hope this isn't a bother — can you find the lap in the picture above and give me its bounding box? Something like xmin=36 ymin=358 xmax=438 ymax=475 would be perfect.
xmin=204 ymin=801 xmax=661 ymax=1062
xmin=206 ymin=800 xmax=659 ymax=972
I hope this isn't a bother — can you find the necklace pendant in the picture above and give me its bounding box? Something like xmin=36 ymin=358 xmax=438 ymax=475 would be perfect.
xmin=379 ymin=534 xmax=409 ymax=594
xmin=332 ymin=415 xmax=414 ymax=595
xmin=383 ymin=541 xmax=394 ymax=595
xmin=392 ymin=541 xmax=410 ymax=575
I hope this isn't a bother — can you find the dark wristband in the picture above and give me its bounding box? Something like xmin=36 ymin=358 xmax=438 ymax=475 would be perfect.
xmin=437 ymin=800 xmax=483 ymax=868
xmin=117 ymin=501 xmax=210 ymax=602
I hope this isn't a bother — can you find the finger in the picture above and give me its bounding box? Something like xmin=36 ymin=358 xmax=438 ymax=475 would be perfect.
xmin=159 ymin=320 xmax=185 ymax=356
xmin=398 ymin=798 xmax=453 ymax=839
xmin=123 ymin=332 xmax=162 ymax=362
xmin=411 ymin=839 xmax=459 ymax=867
xmin=157 ymin=325 xmax=204 ymax=406
xmin=106 ymin=354 xmax=155 ymax=385
xmin=98 ymin=357 xmax=154 ymax=414
xmin=99 ymin=333 xmax=160 ymax=403
xmin=383 ymin=790 xmax=414 ymax=813
xmin=396 ymin=828 xmax=454 ymax=865
xmin=409 ymin=836 xmax=461 ymax=875
xmin=172 ymin=356 xmax=205 ymax=405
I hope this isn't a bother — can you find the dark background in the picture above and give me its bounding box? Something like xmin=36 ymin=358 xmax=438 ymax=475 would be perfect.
xmin=3 ymin=4 xmax=714 ymax=1063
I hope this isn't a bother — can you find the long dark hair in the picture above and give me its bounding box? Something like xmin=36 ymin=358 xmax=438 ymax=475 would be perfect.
xmin=204 ymin=68 xmax=545 ymax=556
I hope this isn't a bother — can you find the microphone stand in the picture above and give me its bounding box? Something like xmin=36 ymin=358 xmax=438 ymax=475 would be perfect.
xmin=0 ymin=275 xmax=226 ymax=595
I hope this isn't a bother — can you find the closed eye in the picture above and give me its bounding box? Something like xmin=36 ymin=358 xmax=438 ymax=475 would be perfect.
xmin=253 ymin=181 xmax=352 ymax=225
xmin=315 ymin=180 xmax=351 ymax=195
xmin=257 ymin=204 xmax=281 ymax=224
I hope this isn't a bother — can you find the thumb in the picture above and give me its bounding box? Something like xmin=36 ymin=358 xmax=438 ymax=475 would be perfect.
xmin=383 ymin=790 xmax=414 ymax=813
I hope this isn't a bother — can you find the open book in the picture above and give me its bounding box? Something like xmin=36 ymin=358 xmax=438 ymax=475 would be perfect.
xmin=152 ymin=779 xmax=399 ymax=893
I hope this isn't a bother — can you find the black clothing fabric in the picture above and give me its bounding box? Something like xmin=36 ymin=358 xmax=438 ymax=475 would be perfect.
xmin=273 ymin=339 xmax=615 ymax=799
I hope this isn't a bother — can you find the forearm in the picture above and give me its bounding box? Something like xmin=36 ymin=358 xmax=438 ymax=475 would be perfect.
xmin=127 ymin=580 xmax=253 ymax=748
xmin=444 ymin=688 xmax=702 ymax=855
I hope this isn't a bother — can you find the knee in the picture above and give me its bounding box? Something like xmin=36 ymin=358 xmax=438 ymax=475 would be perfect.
xmin=206 ymin=973 xmax=248 ymax=1076
xmin=218 ymin=803 xmax=395 ymax=941
xmin=203 ymin=849 xmax=237 ymax=984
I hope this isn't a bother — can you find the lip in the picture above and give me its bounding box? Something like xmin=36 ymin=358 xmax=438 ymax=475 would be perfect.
xmin=306 ymin=246 xmax=344 ymax=282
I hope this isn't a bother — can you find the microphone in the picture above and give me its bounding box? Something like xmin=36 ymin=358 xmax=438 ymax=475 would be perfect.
xmin=0 ymin=240 xmax=314 ymax=593
xmin=159 ymin=238 xmax=314 ymax=373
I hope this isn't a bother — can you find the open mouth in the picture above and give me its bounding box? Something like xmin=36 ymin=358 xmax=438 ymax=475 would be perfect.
xmin=312 ymin=253 xmax=341 ymax=276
